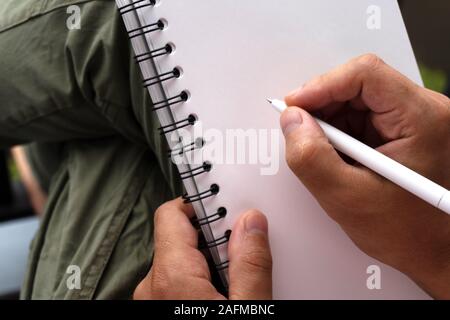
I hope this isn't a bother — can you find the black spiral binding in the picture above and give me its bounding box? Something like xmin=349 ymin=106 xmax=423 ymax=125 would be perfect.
xmin=183 ymin=184 xmax=220 ymax=204
xmin=215 ymin=260 xmax=230 ymax=271
xmin=151 ymin=91 xmax=189 ymax=112
xmin=180 ymin=161 xmax=212 ymax=180
xmin=167 ymin=137 xmax=204 ymax=158
xmin=127 ymin=20 xmax=165 ymax=39
xmin=135 ymin=44 xmax=173 ymax=63
xmin=118 ymin=0 xmax=156 ymax=15
xmin=158 ymin=114 xmax=197 ymax=135
xmin=143 ymin=68 xmax=181 ymax=88
xmin=121 ymin=0 xmax=229 ymax=271
xmin=192 ymin=207 xmax=227 ymax=227
xmin=199 ymin=230 xmax=232 ymax=249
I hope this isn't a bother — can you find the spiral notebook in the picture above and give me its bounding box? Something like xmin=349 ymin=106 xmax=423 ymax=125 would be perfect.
xmin=116 ymin=0 xmax=430 ymax=299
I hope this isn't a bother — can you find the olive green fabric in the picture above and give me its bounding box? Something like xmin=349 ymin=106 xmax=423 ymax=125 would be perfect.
xmin=0 ymin=0 xmax=183 ymax=299
xmin=24 ymin=142 xmax=64 ymax=192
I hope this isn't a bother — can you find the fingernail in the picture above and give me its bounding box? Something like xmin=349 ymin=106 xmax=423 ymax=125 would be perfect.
xmin=281 ymin=108 xmax=303 ymax=136
xmin=244 ymin=211 xmax=268 ymax=235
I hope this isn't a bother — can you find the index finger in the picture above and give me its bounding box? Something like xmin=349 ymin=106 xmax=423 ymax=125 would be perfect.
xmin=285 ymin=54 xmax=420 ymax=115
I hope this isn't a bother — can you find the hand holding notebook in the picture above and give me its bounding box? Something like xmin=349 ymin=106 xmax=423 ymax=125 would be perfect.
xmin=134 ymin=198 xmax=273 ymax=300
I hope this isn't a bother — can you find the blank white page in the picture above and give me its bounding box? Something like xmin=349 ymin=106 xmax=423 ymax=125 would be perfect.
xmin=138 ymin=0 xmax=428 ymax=299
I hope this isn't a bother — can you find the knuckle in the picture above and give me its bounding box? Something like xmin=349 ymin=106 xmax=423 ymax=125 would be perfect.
xmin=309 ymin=74 xmax=326 ymax=86
xmin=356 ymin=53 xmax=385 ymax=70
xmin=303 ymin=74 xmax=328 ymax=93
xmin=297 ymin=140 xmax=319 ymax=166
xmin=154 ymin=201 xmax=175 ymax=225
xmin=154 ymin=205 xmax=166 ymax=225
xmin=286 ymin=139 xmax=328 ymax=175
xmin=437 ymin=94 xmax=450 ymax=123
xmin=156 ymin=201 xmax=172 ymax=213
xmin=286 ymin=139 xmax=313 ymax=172
xmin=415 ymin=89 xmax=450 ymax=137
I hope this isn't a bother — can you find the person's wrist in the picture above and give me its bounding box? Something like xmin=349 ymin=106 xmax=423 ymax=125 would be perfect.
xmin=406 ymin=248 xmax=450 ymax=299
xmin=418 ymin=264 xmax=450 ymax=300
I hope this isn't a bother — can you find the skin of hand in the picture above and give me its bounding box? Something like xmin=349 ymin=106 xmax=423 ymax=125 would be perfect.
xmin=133 ymin=198 xmax=272 ymax=300
xmin=11 ymin=146 xmax=48 ymax=215
xmin=281 ymin=54 xmax=450 ymax=299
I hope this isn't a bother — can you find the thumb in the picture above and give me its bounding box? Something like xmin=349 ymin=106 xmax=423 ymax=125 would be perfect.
xmin=228 ymin=210 xmax=272 ymax=300
xmin=280 ymin=107 xmax=358 ymax=197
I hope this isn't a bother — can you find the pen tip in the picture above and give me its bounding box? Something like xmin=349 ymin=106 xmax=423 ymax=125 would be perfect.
xmin=266 ymin=98 xmax=273 ymax=104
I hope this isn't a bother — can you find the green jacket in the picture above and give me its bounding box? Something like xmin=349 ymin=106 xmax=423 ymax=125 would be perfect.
xmin=0 ymin=0 xmax=183 ymax=299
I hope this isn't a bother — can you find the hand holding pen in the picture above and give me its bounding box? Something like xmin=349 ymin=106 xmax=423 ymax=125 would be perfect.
xmin=134 ymin=54 xmax=450 ymax=301
xmin=276 ymin=54 xmax=450 ymax=299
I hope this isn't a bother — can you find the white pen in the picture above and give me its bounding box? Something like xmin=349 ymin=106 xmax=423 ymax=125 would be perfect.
xmin=267 ymin=98 xmax=450 ymax=215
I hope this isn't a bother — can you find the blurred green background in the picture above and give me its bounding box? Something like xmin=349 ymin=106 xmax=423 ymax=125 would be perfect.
xmin=420 ymin=64 xmax=448 ymax=93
